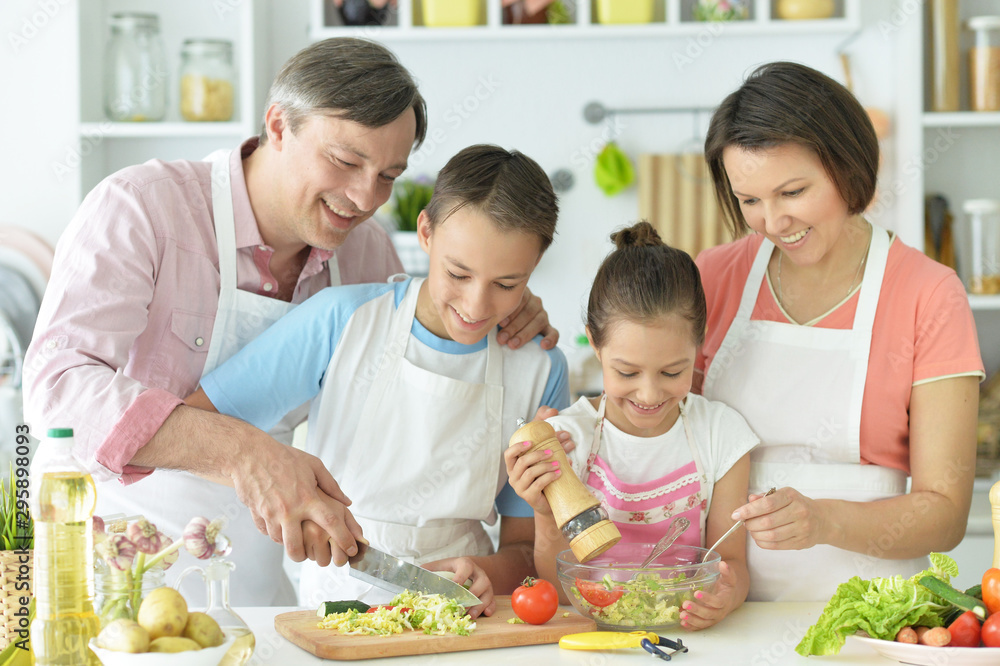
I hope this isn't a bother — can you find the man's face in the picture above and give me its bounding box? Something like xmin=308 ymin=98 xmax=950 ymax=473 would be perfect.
xmin=271 ymin=107 xmax=416 ymax=250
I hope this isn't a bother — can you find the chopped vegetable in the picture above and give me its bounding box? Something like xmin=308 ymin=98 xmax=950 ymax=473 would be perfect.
xmin=572 ymin=572 xmax=701 ymax=628
xmin=317 ymin=590 xmax=475 ymax=637
xmin=317 ymin=600 xmax=370 ymax=617
xmin=795 ymin=553 xmax=958 ymax=656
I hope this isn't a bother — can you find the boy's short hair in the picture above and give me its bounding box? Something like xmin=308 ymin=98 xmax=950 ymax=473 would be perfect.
xmin=261 ymin=38 xmax=427 ymax=148
xmin=705 ymin=61 xmax=879 ymax=238
xmin=425 ymin=145 xmax=558 ymax=253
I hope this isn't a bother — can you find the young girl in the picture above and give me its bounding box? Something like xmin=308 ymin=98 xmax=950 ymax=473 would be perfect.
xmin=505 ymin=221 xmax=757 ymax=630
xmin=185 ymin=144 xmax=568 ymax=617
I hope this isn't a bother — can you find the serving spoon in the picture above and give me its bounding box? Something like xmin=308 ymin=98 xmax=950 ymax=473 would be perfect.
xmin=702 ymin=487 xmax=777 ymax=562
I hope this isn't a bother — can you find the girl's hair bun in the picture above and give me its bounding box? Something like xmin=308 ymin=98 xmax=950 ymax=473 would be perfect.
xmin=610 ymin=220 xmax=664 ymax=250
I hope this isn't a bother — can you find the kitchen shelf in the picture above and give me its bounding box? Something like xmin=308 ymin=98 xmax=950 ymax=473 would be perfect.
xmin=78 ymin=122 xmax=250 ymax=138
xmin=923 ymin=112 xmax=1000 ymax=128
xmin=309 ymin=0 xmax=859 ymax=41
xmin=969 ymin=294 xmax=1000 ymax=311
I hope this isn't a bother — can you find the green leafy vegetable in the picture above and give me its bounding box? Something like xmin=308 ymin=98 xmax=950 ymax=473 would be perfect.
xmin=795 ymin=553 xmax=959 ymax=656
xmin=2 ymin=463 xmax=33 ymax=551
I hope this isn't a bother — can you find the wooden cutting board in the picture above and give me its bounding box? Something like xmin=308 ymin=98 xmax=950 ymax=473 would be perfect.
xmin=274 ymin=596 xmax=596 ymax=660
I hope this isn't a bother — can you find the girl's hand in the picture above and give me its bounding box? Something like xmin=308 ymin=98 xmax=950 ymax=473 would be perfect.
xmin=736 ymin=487 xmax=827 ymax=551
xmin=679 ymin=561 xmax=740 ymax=630
xmin=421 ymin=557 xmax=495 ymax=619
xmin=504 ymin=441 xmax=561 ymax=516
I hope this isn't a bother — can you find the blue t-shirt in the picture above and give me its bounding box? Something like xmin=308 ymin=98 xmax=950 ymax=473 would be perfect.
xmin=201 ymin=278 xmax=569 ymax=517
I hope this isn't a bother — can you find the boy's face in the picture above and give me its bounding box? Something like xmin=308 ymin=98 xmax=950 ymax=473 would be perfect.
xmin=590 ymin=314 xmax=697 ymax=438
xmin=415 ymin=207 xmax=542 ymax=345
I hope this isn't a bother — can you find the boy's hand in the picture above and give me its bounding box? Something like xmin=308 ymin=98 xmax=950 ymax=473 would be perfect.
xmin=421 ymin=557 xmax=495 ymax=619
xmin=678 ymin=561 xmax=740 ymax=630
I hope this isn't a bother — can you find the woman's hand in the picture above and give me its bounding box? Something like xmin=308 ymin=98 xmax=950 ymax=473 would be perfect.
xmin=679 ymin=561 xmax=741 ymax=630
xmin=421 ymin=557 xmax=495 ymax=619
xmin=736 ymin=487 xmax=828 ymax=551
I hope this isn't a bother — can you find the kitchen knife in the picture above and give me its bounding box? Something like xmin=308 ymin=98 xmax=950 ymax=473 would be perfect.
xmin=348 ymin=540 xmax=481 ymax=607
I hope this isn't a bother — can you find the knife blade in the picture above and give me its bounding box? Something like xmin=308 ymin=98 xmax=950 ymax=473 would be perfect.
xmin=348 ymin=541 xmax=481 ymax=607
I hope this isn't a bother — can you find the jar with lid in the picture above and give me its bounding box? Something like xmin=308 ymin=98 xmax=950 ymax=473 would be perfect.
xmin=968 ymin=16 xmax=1000 ymax=111
xmin=103 ymin=13 xmax=168 ymax=122
xmin=962 ymin=199 xmax=1000 ymax=295
xmin=180 ymin=39 xmax=236 ymax=122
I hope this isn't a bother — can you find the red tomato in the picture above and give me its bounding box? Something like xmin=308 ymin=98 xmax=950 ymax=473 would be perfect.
xmin=575 ymin=577 xmax=624 ymax=608
xmin=982 ymin=613 xmax=1000 ymax=648
xmin=948 ymin=610 xmax=982 ymax=648
xmin=983 ymin=568 xmax=1000 ymax=616
xmin=511 ymin=577 xmax=559 ymax=625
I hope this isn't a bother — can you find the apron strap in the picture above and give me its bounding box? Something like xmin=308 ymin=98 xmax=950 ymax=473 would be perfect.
xmin=210 ymin=152 xmax=237 ymax=294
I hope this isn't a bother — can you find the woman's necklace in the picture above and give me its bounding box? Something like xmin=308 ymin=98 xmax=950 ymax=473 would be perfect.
xmin=776 ymin=224 xmax=872 ymax=309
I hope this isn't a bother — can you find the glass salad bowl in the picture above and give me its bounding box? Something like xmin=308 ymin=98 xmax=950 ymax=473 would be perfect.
xmin=556 ymin=543 xmax=720 ymax=632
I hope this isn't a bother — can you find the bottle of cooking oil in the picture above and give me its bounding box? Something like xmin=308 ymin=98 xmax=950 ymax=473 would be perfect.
xmin=28 ymin=428 xmax=101 ymax=665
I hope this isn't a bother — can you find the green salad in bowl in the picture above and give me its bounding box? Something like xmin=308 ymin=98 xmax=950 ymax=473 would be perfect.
xmin=556 ymin=543 xmax=720 ymax=631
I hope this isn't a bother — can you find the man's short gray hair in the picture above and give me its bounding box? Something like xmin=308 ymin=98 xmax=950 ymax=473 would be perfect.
xmin=261 ymin=38 xmax=427 ymax=147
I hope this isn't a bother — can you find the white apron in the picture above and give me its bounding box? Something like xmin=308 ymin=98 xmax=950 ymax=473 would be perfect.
xmin=703 ymin=224 xmax=927 ymax=601
xmin=97 ymin=151 xmax=339 ymax=607
xmin=298 ymin=279 xmax=502 ymax=607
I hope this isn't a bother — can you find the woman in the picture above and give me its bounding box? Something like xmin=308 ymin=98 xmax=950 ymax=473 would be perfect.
xmin=695 ymin=62 xmax=983 ymax=601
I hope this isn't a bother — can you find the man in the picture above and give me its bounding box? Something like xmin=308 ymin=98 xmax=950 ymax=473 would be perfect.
xmin=23 ymin=38 xmax=556 ymax=605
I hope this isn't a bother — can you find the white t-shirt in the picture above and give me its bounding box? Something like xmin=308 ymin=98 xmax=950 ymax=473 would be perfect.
xmin=549 ymin=393 xmax=759 ymax=512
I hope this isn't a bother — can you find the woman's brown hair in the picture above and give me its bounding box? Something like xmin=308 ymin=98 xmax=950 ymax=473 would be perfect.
xmin=704 ymin=61 xmax=879 ymax=238
xmin=424 ymin=144 xmax=558 ymax=253
xmin=587 ymin=221 xmax=706 ymax=348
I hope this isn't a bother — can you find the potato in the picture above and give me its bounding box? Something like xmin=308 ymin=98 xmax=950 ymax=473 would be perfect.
xmin=183 ymin=612 xmax=225 ymax=648
xmin=148 ymin=636 xmax=202 ymax=653
xmin=95 ymin=618 xmax=150 ymax=653
xmin=137 ymin=587 xmax=189 ymax=640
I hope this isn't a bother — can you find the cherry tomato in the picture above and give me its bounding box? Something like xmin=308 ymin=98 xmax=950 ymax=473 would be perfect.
xmin=982 ymin=612 xmax=1000 ymax=648
xmin=575 ymin=577 xmax=624 ymax=608
xmin=511 ymin=577 xmax=559 ymax=625
xmin=983 ymin=568 xmax=1000 ymax=616
xmin=366 ymin=606 xmax=409 ymax=614
xmin=948 ymin=610 xmax=981 ymax=648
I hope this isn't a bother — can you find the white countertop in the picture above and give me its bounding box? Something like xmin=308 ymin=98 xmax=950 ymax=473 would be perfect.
xmin=238 ymin=603 xmax=894 ymax=665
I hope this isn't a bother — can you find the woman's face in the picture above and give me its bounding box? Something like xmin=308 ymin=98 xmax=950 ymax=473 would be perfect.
xmin=590 ymin=314 xmax=697 ymax=438
xmin=722 ymin=143 xmax=861 ymax=269
xmin=416 ymin=206 xmax=542 ymax=345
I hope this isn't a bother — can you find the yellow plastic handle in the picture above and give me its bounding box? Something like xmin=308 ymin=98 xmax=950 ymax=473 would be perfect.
xmin=559 ymin=631 xmax=657 ymax=650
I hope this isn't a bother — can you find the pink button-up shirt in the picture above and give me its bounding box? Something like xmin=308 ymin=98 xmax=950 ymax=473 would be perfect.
xmin=23 ymin=138 xmax=403 ymax=484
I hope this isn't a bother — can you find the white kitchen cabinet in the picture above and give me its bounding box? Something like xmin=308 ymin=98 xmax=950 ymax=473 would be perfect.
xmin=72 ymin=0 xmax=269 ymax=202
xmin=309 ymin=0 xmax=860 ymax=40
xmin=897 ymin=0 xmax=1000 ymax=377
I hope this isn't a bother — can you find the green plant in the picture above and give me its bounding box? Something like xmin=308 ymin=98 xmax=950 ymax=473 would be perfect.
xmin=390 ymin=178 xmax=434 ymax=232
xmin=1 ymin=464 xmax=32 ymax=551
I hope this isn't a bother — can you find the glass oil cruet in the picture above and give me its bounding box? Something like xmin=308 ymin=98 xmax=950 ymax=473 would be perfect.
xmin=176 ymin=556 xmax=255 ymax=665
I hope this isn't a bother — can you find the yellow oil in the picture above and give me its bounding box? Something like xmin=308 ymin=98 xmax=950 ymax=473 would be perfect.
xmin=30 ymin=472 xmax=101 ymax=666
xmin=219 ymin=627 xmax=255 ymax=666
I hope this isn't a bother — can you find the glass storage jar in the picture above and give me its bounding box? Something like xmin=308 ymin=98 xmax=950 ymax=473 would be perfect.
xmin=180 ymin=39 xmax=235 ymax=122
xmin=962 ymin=199 xmax=1000 ymax=295
xmin=103 ymin=13 xmax=168 ymax=122
xmin=968 ymin=16 xmax=1000 ymax=111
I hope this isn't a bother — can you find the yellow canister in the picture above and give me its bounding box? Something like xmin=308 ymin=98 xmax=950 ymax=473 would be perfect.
xmin=775 ymin=0 xmax=835 ymax=20
xmin=596 ymin=0 xmax=655 ymax=25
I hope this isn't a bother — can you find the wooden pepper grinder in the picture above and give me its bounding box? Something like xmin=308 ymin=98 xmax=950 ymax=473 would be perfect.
xmin=509 ymin=419 xmax=621 ymax=562
xmin=991 ymin=480 xmax=1000 ymax=568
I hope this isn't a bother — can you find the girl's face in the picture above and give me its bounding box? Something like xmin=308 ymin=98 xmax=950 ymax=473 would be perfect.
xmin=416 ymin=206 xmax=542 ymax=345
xmin=590 ymin=314 xmax=697 ymax=438
xmin=722 ymin=142 xmax=862 ymax=270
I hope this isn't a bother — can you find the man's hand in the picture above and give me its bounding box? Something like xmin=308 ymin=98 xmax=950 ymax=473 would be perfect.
xmin=498 ymin=288 xmax=558 ymax=350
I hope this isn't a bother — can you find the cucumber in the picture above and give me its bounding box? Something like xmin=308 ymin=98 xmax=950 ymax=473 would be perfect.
xmin=317 ymin=600 xmax=371 ymax=617
xmin=918 ymin=576 xmax=987 ymax=620
xmin=965 ymin=584 xmax=983 ymax=599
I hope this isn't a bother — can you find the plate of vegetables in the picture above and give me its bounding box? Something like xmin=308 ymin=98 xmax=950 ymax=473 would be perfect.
xmin=799 ymin=553 xmax=1000 ymax=662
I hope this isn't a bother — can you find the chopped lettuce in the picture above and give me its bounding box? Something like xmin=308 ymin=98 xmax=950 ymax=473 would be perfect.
xmin=573 ymin=572 xmax=704 ymax=628
xmin=795 ymin=553 xmax=958 ymax=656
xmin=316 ymin=590 xmax=475 ymax=637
